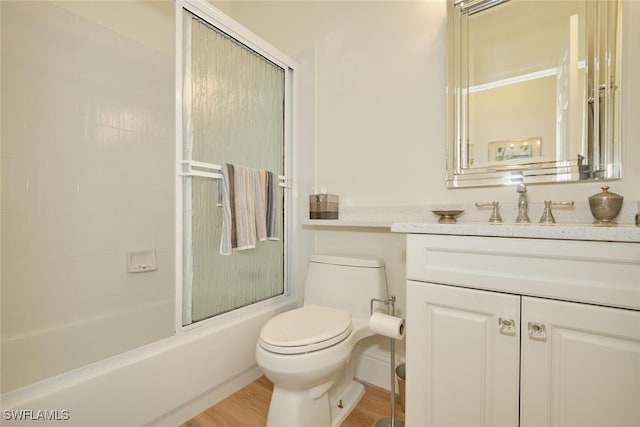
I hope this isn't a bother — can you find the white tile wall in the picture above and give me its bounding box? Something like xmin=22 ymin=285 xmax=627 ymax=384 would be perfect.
xmin=1 ymin=0 xmax=175 ymax=393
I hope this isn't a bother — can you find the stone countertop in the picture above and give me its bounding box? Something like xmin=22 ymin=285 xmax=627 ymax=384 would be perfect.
xmin=390 ymin=222 xmax=640 ymax=243
xmin=302 ymin=203 xmax=640 ymax=243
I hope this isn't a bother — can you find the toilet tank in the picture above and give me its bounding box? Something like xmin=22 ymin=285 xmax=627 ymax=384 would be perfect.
xmin=303 ymin=255 xmax=389 ymax=320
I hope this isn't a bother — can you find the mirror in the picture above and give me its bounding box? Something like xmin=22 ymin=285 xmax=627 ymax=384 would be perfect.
xmin=446 ymin=0 xmax=621 ymax=188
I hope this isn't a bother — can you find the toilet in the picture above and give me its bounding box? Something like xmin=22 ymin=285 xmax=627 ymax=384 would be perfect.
xmin=256 ymin=255 xmax=389 ymax=427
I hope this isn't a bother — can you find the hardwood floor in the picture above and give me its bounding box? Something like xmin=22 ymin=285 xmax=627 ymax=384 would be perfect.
xmin=179 ymin=376 xmax=404 ymax=427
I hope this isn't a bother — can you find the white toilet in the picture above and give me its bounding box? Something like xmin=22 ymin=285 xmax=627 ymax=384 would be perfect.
xmin=256 ymin=255 xmax=388 ymax=427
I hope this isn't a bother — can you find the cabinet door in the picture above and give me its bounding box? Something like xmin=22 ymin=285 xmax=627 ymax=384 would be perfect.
xmin=406 ymin=281 xmax=520 ymax=427
xmin=521 ymin=297 xmax=640 ymax=427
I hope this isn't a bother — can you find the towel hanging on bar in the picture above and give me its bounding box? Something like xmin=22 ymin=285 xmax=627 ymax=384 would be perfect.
xmin=219 ymin=163 xmax=279 ymax=255
xmin=263 ymin=170 xmax=278 ymax=241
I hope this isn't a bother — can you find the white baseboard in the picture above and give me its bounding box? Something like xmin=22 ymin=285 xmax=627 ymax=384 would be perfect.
xmin=352 ymin=343 xmax=405 ymax=391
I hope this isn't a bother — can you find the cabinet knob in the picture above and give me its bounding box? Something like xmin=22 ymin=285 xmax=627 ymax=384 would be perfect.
xmin=498 ymin=317 xmax=516 ymax=335
xmin=528 ymin=321 xmax=547 ymax=340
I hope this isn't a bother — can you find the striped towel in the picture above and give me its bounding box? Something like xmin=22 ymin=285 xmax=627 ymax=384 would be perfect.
xmin=219 ymin=163 xmax=279 ymax=255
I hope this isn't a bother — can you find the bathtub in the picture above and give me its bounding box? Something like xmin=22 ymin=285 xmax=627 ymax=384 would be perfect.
xmin=1 ymin=301 xmax=175 ymax=394
xmin=0 ymin=298 xmax=297 ymax=427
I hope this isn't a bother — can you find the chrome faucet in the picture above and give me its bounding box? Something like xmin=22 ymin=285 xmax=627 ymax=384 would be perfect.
xmin=475 ymin=201 xmax=503 ymax=223
xmin=539 ymin=200 xmax=575 ymax=224
xmin=515 ymin=182 xmax=531 ymax=223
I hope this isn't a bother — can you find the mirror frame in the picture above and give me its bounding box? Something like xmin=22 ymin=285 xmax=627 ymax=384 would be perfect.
xmin=446 ymin=0 xmax=622 ymax=188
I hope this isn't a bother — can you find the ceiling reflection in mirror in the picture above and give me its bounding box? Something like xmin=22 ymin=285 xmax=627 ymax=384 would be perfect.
xmin=446 ymin=0 xmax=621 ymax=188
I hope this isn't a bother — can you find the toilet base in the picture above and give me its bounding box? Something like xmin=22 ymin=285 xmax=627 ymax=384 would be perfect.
xmin=265 ymin=379 xmax=364 ymax=427
xmin=330 ymin=380 xmax=365 ymax=427
xmin=266 ymin=385 xmax=330 ymax=427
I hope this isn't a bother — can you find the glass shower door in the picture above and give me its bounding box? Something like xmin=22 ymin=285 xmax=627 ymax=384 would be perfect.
xmin=182 ymin=11 xmax=286 ymax=325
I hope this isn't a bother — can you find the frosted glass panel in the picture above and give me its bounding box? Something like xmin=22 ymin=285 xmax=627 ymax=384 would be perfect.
xmin=183 ymin=12 xmax=285 ymax=324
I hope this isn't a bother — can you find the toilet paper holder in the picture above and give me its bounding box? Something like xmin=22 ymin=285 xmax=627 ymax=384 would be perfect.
xmin=370 ymin=295 xmax=397 ymax=316
xmin=370 ymin=296 xmax=405 ymax=427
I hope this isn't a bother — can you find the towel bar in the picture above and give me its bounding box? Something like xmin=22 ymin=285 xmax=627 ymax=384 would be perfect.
xmin=180 ymin=160 xmax=288 ymax=188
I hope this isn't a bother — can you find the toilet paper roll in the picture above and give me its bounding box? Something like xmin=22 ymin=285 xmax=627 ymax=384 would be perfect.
xmin=369 ymin=312 xmax=405 ymax=340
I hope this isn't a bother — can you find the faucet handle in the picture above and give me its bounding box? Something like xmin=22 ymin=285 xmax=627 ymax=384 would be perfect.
xmin=475 ymin=201 xmax=503 ymax=223
xmin=539 ymin=200 xmax=575 ymax=224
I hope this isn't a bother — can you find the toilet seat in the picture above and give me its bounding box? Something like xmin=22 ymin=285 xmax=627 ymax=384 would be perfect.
xmin=259 ymin=305 xmax=352 ymax=355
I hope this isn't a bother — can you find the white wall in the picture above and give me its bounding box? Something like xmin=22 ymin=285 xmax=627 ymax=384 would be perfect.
xmin=222 ymin=0 xmax=640 ymax=362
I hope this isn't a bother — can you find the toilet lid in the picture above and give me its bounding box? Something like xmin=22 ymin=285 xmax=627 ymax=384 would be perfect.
xmin=259 ymin=305 xmax=352 ymax=355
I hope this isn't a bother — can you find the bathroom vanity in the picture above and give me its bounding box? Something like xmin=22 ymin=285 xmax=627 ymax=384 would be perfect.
xmin=392 ymin=224 xmax=640 ymax=427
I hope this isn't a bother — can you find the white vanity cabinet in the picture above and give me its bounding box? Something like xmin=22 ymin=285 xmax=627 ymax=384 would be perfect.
xmin=404 ymin=234 xmax=640 ymax=427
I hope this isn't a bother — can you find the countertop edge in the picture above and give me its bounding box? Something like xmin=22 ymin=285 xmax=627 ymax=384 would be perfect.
xmin=390 ymin=222 xmax=640 ymax=243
